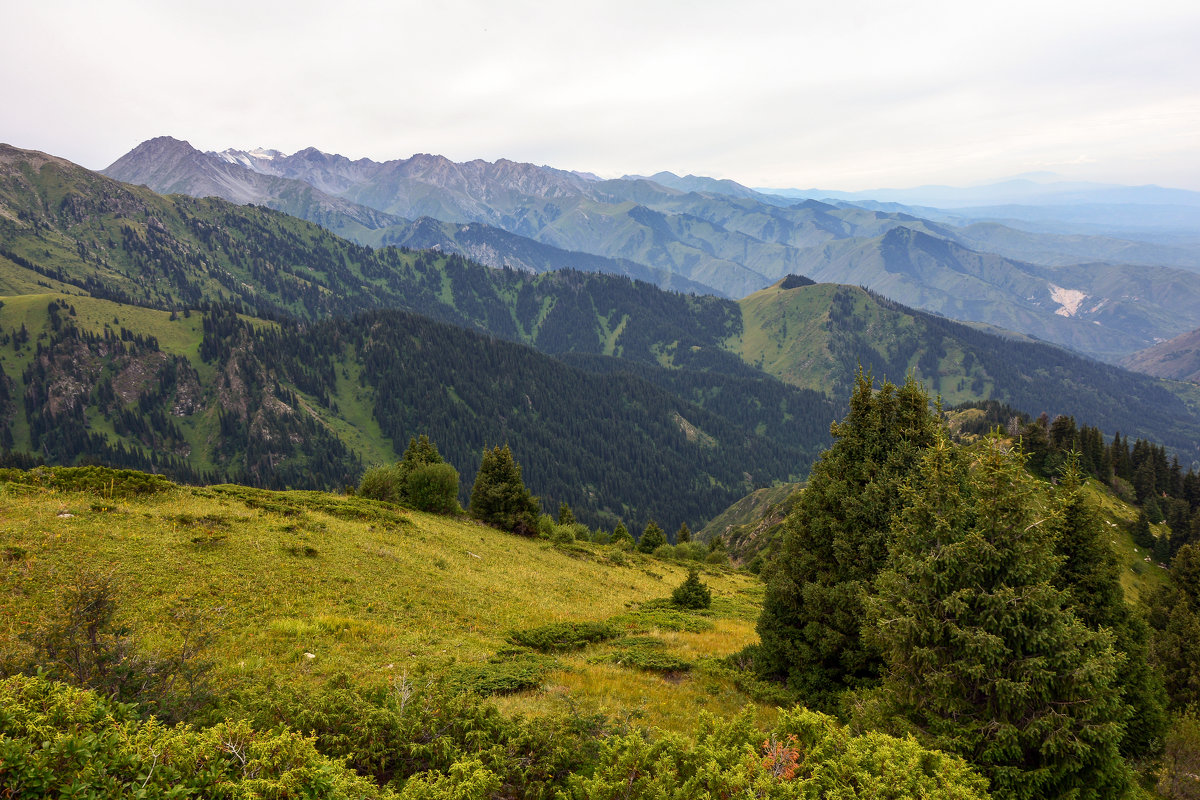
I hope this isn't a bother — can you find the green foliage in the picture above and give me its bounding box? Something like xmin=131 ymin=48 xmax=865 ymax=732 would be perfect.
xmin=671 ymin=568 xmax=712 ymax=609
xmin=1149 ymin=543 xmax=1200 ymax=709
xmin=360 ymin=463 xmax=406 ymax=503
xmin=675 ymin=521 xmax=691 ymax=543
xmin=610 ymin=604 xmax=715 ymax=634
xmin=1052 ymin=456 xmax=1167 ymax=758
xmin=757 ymin=373 xmax=939 ymax=710
xmin=228 ymin=673 xmax=608 ymax=798
xmin=360 ymin=436 xmax=459 ymax=514
xmin=6 ymin=568 xmax=215 ymax=724
xmin=637 ymin=520 xmax=667 ymax=553
xmin=448 ymin=655 xmax=549 ymax=697
xmin=593 ymin=641 xmax=691 ymax=674
xmin=1159 ymin=714 xmax=1200 ymax=800
xmin=865 ymin=435 xmax=1131 ymax=800
xmin=469 ymin=444 xmax=540 ymax=534
xmin=508 ymin=621 xmax=619 ymax=653
xmin=565 ymin=706 xmax=990 ymax=800
xmin=0 ymin=465 xmax=174 ymax=497
xmin=0 ymin=673 xmax=391 ymax=799
xmin=406 ymin=462 xmax=460 ymax=515
xmin=611 ymin=521 xmax=634 ymax=546
xmin=557 ymin=502 xmax=575 ymax=525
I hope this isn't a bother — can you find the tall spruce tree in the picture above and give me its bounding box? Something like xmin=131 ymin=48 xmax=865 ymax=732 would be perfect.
xmin=866 ymin=435 xmax=1130 ymax=800
xmin=638 ymin=521 xmax=667 ymax=553
xmin=1148 ymin=543 xmax=1200 ymax=710
xmin=468 ymin=444 xmax=539 ymax=534
xmin=756 ymin=372 xmax=938 ymax=709
xmin=1053 ymin=455 xmax=1167 ymax=758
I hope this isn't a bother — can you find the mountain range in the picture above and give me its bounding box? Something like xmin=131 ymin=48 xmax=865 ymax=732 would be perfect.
xmin=4 ymin=140 xmax=1200 ymax=529
xmin=103 ymin=137 xmax=1200 ymax=362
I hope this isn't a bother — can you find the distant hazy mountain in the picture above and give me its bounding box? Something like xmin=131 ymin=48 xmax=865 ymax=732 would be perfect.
xmin=1122 ymin=328 xmax=1200 ymax=383
xmin=758 ymin=177 xmax=1200 ymax=211
xmin=104 ymin=137 xmax=724 ymax=296
xmin=760 ymin=179 xmax=1200 ymax=241
xmin=104 ymin=138 xmax=1200 ymax=359
xmin=787 ymin=226 xmax=1200 ymax=361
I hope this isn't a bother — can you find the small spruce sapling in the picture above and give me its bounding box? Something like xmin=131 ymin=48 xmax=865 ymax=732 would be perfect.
xmin=672 ymin=568 xmax=712 ymax=609
xmin=638 ymin=521 xmax=667 ymax=553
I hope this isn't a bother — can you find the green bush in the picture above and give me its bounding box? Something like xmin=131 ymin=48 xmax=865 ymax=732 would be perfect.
xmin=0 ymin=465 xmax=175 ymax=497
xmin=449 ymin=655 xmax=548 ymax=696
xmin=0 ymin=673 xmax=390 ymax=799
xmin=1160 ymin=714 xmax=1200 ymax=799
xmin=652 ymin=543 xmax=677 ymax=560
xmin=509 ymin=621 xmax=619 ymax=653
xmin=551 ymin=524 xmax=577 ymax=545
xmin=229 ymin=673 xmax=606 ymax=797
xmin=406 ymin=462 xmax=460 ymax=514
xmin=359 ymin=463 xmax=405 ymax=503
xmin=594 ymin=642 xmax=691 ymax=674
xmin=565 ymin=706 xmax=990 ymax=800
xmin=11 ymin=568 xmax=215 ymax=724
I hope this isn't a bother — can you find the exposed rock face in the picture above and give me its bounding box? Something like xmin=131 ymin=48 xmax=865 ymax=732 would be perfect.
xmin=1121 ymin=327 xmax=1200 ymax=383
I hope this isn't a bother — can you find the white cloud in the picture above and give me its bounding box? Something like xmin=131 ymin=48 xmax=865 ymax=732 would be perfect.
xmin=2 ymin=0 xmax=1198 ymax=190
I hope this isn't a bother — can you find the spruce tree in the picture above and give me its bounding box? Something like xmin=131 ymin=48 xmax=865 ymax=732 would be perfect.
xmin=468 ymin=444 xmax=539 ymax=534
xmin=671 ymin=568 xmax=711 ymax=609
xmin=638 ymin=521 xmax=667 ymax=553
xmin=867 ymin=436 xmax=1130 ymax=800
xmin=557 ymin=502 xmax=575 ymax=526
xmin=1148 ymin=543 xmax=1200 ymax=709
xmin=676 ymin=522 xmax=691 ymax=544
xmin=1052 ymin=455 xmax=1166 ymax=758
xmin=756 ymin=372 xmax=938 ymax=709
xmin=611 ymin=521 xmax=634 ymax=547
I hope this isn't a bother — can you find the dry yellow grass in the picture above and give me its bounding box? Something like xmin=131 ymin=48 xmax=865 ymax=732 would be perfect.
xmin=0 ymin=479 xmax=767 ymax=729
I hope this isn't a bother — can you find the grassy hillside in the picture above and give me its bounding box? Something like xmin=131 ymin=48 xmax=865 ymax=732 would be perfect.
xmin=734 ymin=278 xmax=1200 ymax=460
xmin=0 ymin=470 xmax=768 ymax=732
xmin=0 ymin=290 xmax=832 ymax=531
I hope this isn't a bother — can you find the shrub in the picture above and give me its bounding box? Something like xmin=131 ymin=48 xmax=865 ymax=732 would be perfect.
xmin=1160 ymin=713 xmax=1200 ymax=799
xmin=652 ymin=543 xmax=677 ymax=560
xmin=509 ymin=621 xmax=619 ymax=653
xmin=12 ymin=568 xmax=215 ymax=723
xmin=594 ymin=642 xmax=691 ymax=674
xmin=229 ymin=673 xmax=606 ymax=797
xmin=449 ymin=655 xmax=549 ymax=696
xmin=0 ymin=674 xmax=389 ymax=799
xmin=704 ymin=550 xmax=729 ymax=566
xmin=359 ymin=463 xmax=405 ymax=503
xmin=406 ymin=462 xmax=460 ymax=514
xmin=566 ymin=706 xmax=990 ymax=800
xmin=671 ymin=568 xmax=712 ymax=609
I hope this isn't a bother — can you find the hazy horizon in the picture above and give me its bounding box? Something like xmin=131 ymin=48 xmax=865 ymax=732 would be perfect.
xmin=4 ymin=1 xmax=1197 ymax=192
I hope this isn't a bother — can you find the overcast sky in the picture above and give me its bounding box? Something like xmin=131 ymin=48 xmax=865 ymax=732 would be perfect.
xmin=4 ymin=0 xmax=1198 ymax=191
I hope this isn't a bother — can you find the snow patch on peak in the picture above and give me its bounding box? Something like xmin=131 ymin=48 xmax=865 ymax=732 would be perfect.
xmin=211 ymin=147 xmax=287 ymax=172
xmin=1049 ymin=283 xmax=1088 ymax=317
